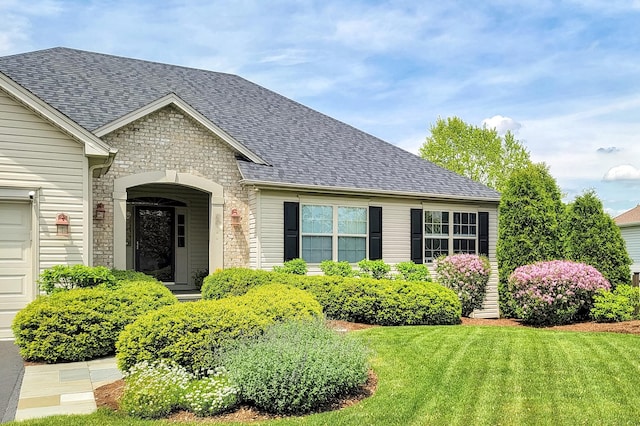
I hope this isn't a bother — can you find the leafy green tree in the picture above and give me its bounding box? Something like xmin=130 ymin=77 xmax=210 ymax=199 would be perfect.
xmin=496 ymin=163 xmax=565 ymax=316
xmin=563 ymin=190 xmax=631 ymax=288
xmin=419 ymin=116 xmax=532 ymax=192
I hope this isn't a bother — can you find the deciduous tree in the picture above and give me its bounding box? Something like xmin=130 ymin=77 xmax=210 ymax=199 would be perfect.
xmin=419 ymin=116 xmax=532 ymax=192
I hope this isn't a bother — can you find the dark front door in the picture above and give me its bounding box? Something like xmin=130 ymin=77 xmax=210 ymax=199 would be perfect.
xmin=135 ymin=206 xmax=175 ymax=282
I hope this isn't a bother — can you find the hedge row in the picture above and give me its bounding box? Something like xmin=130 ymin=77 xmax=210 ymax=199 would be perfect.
xmin=116 ymin=283 xmax=323 ymax=372
xmin=201 ymin=268 xmax=461 ymax=326
xmin=12 ymin=279 xmax=177 ymax=363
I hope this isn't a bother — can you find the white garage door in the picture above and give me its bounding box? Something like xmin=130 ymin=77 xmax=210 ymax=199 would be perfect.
xmin=0 ymin=202 xmax=33 ymax=339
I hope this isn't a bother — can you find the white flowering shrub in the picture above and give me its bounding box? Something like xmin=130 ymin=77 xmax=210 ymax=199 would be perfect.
xmin=120 ymin=360 xmax=238 ymax=419
xmin=181 ymin=369 xmax=238 ymax=417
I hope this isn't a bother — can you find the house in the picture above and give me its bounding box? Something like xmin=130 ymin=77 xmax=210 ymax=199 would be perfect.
xmin=614 ymin=205 xmax=640 ymax=275
xmin=0 ymin=47 xmax=500 ymax=337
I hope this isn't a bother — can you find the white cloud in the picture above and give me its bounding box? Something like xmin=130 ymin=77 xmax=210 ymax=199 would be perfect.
xmin=481 ymin=115 xmax=522 ymax=135
xmin=603 ymin=165 xmax=640 ymax=181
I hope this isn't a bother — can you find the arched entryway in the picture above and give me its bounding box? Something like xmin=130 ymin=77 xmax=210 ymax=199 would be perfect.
xmin=113 ymin=171 xmax=224 ymax=288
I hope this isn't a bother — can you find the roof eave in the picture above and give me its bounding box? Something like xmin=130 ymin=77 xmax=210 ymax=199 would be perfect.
xmin=93 ymin=93 xmax=269 ymax=165
xmin=0 ymin=71 xmax=114 ymax=158
xmin=240 ymin=178 xmax=501 ymax=203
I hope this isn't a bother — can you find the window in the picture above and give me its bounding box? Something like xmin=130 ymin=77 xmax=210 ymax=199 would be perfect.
xmin=424 ymin=210 xmax=477 ymax=262
xmin=301 ymin=204 xmax=367 ymax=263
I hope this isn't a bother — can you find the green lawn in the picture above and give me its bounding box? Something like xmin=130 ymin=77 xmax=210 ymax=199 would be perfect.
xmin=12 ymin=325 xmax=640 ymax=425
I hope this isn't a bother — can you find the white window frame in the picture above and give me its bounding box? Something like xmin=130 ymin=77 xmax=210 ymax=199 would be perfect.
xmin=300 ymin=203 xmax=368 ymax=263
xmin=424 ymin=209 xmax=478 ymax=262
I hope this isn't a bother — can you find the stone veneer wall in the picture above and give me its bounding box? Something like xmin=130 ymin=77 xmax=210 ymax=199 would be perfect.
xmin=92 ymin=105 xmax=250 ymax=268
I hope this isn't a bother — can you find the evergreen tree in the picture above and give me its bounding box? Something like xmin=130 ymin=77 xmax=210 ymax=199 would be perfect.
xmin=563 ymin=190 xmax=631 ymax=288
xmin=496 ymin=163 xmax=565 ymax=316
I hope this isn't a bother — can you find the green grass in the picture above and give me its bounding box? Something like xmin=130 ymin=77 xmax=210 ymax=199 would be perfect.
xmin=11 ymin=325 xmax=640 ymax=425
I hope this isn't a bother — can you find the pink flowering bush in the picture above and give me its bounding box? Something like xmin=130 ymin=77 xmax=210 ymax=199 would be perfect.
xmin=435 ymin=254 xmax=491 ymax=316
xmin=509 ymin=260 xmax=610 ymax=326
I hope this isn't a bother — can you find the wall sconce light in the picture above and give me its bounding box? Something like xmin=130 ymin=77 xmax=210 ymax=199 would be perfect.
xmin=56 ymin=213 xmax=70 ymax=236
xmin=231 ymin=208 xmax=242 ymax=226
xmin=95 ymin=203 xmax=105 ymax=220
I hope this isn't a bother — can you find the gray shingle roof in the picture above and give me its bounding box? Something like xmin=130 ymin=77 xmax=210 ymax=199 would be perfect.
xmin=0 ymin=47 xmax=500 ymax=200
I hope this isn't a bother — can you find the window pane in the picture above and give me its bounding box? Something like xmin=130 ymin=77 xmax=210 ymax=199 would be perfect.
xmin=338 ymin=207 xmax=366 ymax=235
xmin=453 ymin=212 xmax=477 ymax=236
xmin=302 ymin=236 xmax=332 ymax=263
xmin=425 ymin=238 xmax=448 ymax=262
xmin=453 ymin=238 xmax=476 ymax=254
xmin=338 ymin=236 xmax=366 ymax=263
xmin=425 ymin=211 xmax=447 ymax=236
xmin=302 ymin=205 xmax=333 ymax=234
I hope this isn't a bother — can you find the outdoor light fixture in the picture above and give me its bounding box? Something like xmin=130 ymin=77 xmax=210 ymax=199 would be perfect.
xmin=231 ymin=208 xmax=242 ymax=226
xmin=56 ymin=213 xmax=70 ymax=236
xmin=95 ymin=203 xmax=105 ymax=220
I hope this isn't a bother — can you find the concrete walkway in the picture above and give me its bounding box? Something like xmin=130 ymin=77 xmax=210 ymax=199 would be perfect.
xmin=0 ymin=341 xmax=23 ymax=423
xmin=13 ymin=357 xmax=122 ymax=421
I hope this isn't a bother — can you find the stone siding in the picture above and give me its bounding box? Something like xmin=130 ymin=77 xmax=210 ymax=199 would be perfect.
xmin=92 ymin=105 xmax=249 ymax=268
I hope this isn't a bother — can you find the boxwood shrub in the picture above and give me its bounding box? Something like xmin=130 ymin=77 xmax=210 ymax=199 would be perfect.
xmin=12 ymin=280 xmax=177 ymax=363
xmin=116 ymin=283 xmax=323 ymax=372
xmin=201 ymin=268 xmax=277 ymax=300
xmin=202 ymin=269 xmax=460 ymax=325
xmin=222 ymin=320 xmax=369 ymax=414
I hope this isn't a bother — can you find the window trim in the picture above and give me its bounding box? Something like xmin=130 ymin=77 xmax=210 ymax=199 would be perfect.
xmin=423 ymin=209 xmax=479 ymax=262
xmin=300 ymin=203 xmax=369 ymax=263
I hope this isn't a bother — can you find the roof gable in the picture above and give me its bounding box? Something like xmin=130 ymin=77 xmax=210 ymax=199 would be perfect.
xmin=93 ymin=93 xmax=268 ymax=165
xmin=615 ymin=205 xmax=640 ymax=226
xmin=0 ymin=47 xmax=500 ymax=201
xmin=0 ymin=71 xmax=114 ymax=158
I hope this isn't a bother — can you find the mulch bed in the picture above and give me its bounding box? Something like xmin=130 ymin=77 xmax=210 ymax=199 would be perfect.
xmin=95 ymin=318 xmax=640 ymax=422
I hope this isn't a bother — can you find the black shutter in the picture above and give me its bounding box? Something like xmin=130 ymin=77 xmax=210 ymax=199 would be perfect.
xmin=284 ymin=202 xmax=300 ymax=261
xmin=478 ymin=211 xmax=489 ymax=256
xmin=410 ymin=208 xmax=423 ymax=264
xmin=369 ymin=206 xmax=382 ymax=260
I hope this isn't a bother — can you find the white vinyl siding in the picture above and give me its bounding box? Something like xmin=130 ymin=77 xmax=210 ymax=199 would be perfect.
xmin=251 ymin=190 xmax=499 ymax=319
xmin=620 ymin=226 xmax=640 ymax=275
xmin=0 ymin=89 xmax=87 ymax=273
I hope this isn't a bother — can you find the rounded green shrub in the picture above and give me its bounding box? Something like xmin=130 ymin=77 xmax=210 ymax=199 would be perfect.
xmin=201 ymin=268 xmax=277 ymax=300
xmin=334 ymin=277 xmax=461 ymax=325
xmin=591 ymin=285 xmax=640 ymax=322
xmin=12 ymin=280 xmax=177 ymax=362
xmin=111 ymin=269 xmax=159 ymax=283
xmin=395 ymin=261 xmax=432 ymax=282
xmin=116 ymin=284 xmax=323 ymax=372
xmin=320 ymin=260 xmax=354 ymax=277
xmin=38 ymin=264 xmax=117 ymax=294
xmin=272 ymin=258 xmax=308 ymax=275
xmin=222 ymin=320 xmax=369 ymax=415
xmin=201 ymin=268 xmax=459 ymax=325
xmin=357 ymin=259 xmax=391 ymax=279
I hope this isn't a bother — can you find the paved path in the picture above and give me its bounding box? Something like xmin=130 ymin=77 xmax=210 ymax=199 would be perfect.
xmin=0 ymin=341 xmax=23 ymax=423
xmin=12 ymin=356 xmax=122 ymax=421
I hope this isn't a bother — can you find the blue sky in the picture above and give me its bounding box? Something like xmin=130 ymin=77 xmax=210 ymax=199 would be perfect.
xmin=2 ymin=0 xmax=640 ymax=215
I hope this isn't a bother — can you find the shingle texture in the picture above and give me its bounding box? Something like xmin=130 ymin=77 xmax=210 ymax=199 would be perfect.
xmin=615 ymin=205 xmax=640 ymax=225
xmin=0 ymin=47 xmax=499 ymax=200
